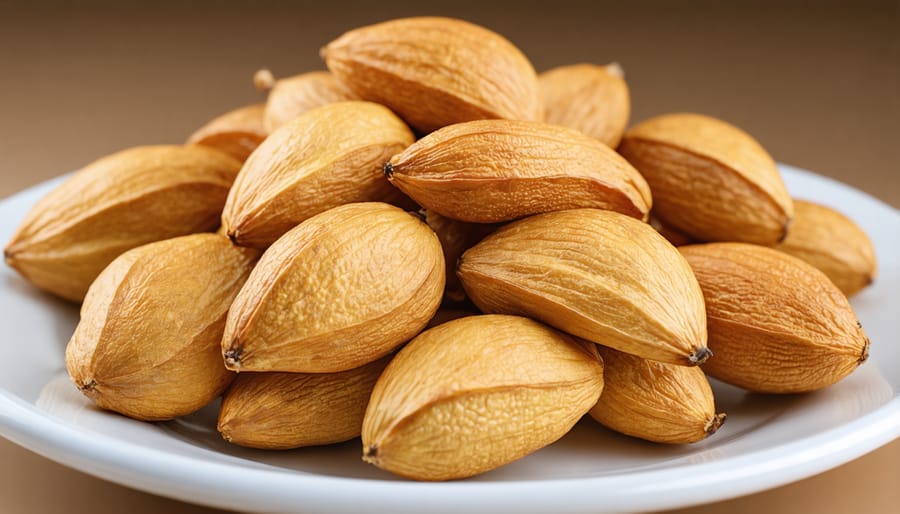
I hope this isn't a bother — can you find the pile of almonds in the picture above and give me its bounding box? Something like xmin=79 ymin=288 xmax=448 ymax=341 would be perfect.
xmin=3 ymin=17 xmax=877 ymax=481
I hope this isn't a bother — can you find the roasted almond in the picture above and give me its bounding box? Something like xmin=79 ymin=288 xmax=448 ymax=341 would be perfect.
xmin=222 ymin=202 xmax=444 ymax=373
xmin=619 ymin=113 xmax=793 ymax=244
xmin=262 ymin=70 xmax=360 ymax=132
xmin=385 ymin=120 xmax=652 ymax=223
xmin=65 ymin=234 xmax=259 ymax=421
xmin=539 ymin=62 xmax=630 ymax=147
xmin=186 ymin=104 xmax=267 ymax=163
xmin=680 ymin=242 xmax=869 ymax=393
xmin=221 ymin=101 xmax=415 ymax=249
xmin=362 ymin=314 xmax=604 ymax=481
xmin=322 ymin=17 xmax=542 ymax=133
xmin=458 ymin=209 xmax=708 ymax=366
xmin=4 ymin=145 xmax=241 ymax=302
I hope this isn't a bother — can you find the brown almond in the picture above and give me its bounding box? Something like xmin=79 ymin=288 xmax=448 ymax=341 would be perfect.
xmin=619 ymin=113 xmax=793 ymax=244
xmin=590 ymin=346 xmax=725 ymax=444
xmin=263 ymin=70 xmax=360 ymax=132
xmin=539 ymin=63 xmax=630 ymax=147
xmin=4 ymin=145 xmax=241 ymax=302
xmin=186 ymin=104 xmax=267 ymax=163
xmin=65 ymin=234 xmax=259 ymax=421
xmin=218 ymin=355 xmax=391 ymax=450
xmin=322 ymin=17 xmax=542 ymax=133
xmin=680 ymin=242 xmax=869 ymax=393
xmin=362 ymin=314 xmax=604 ymax=481
xmin=422 ymin=210 xmax=499 ymax=302
xmin=776 ymin=199 xmax=877 ymax=296
xmin=458 ymin=209 xmax=708 ymax=366
xmin=222 ymin=202 xmax=444 ymax=373
xmin=221 ymin=101 xmax=415 ymax=249
xmin=385 ymin=120 xmax=652 ymax=223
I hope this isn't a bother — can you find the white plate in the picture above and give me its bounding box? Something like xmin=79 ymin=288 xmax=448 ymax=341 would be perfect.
xmin=0 ymin=165 xmax=898 ymax=514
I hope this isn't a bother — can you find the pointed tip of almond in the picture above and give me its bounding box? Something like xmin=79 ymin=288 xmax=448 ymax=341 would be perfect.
xmin=606 ymin=62 xmax=625 ymax=78
xmin=362 ymin=444 xmax=379 ymax=465
xmin=252 ymin=68 xmax=275 ymax=91
xmin=777 ymin=218 xmax=792 ymax=244
xmin=3 ymin=247 xmax=15 ymax=267
xmin=383 ymin=161 xmax=395 ymax=179
xmin=223 ymin=348 xmax=242 ymax=371
xmin=705 ymin=412 xmax=726 ymax=436
xmin=859 ymin=337 xmax=870 ymax=364
xmin=688 ymin=346 xmax=712 ymax=366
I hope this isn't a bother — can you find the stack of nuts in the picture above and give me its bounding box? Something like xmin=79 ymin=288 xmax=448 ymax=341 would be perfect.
xmin=3 ymin=17 xmax=877 ymax=481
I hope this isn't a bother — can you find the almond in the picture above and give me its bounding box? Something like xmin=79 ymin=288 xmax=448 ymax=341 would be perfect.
xmin=619 ymin=113 xmax=793 ymax=244
xmin=4 ymin=145 xmax=241 ymax=302
xmin=322 ymin=17 xmax=541 ymax=133
xmin=458 ymin=209 xmax=708 ymax=366
xmin=362 ymin=314 xmax=604 ymax=481
xmin=680 ymin=242 xmax=869 ymax=393
xmin=262 ymin=70 xmax=360 ymax=132
xmin=186 ymin=104 xmax=267 ymax=163
xmin=385 ymin=119 xmax=652 ymax=223
xmin=422 ymin=210 xmax=499 ymax=302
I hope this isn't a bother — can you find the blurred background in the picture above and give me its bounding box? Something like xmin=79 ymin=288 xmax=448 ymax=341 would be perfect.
xmin=0 ymin=0 xmax=897 ymax=513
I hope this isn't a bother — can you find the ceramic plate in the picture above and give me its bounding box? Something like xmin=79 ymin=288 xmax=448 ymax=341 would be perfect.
xmin=0 ymin=165 xmax=898 ymax=514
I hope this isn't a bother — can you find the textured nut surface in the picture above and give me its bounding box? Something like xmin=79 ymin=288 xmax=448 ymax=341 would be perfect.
xmin=386 ymin=119 xmax=651 ymax=223
xmin=186 ymin=103 xmax=268 ymax=163
xmin=619 ymin=113 xmax=793 ymax=244
xmin=590 ymin=346 xmax=724 ymax=444
xmin=263 ymin=71 xmax=360 ymax=132
xmin=218 ymin=355 xmax=391 ymax=449
xmin=423 ymin=210 xmax=498 ymax=302
xmin=4 ymin=145 xmax=241 ymax=302
xmin=539 ymin=63 xmax=630 ymax=147
xmin=65 ymin=234 xmax=259 ymax=421
xmin=459 ymin=209 xmax=708 ymax=365
xmin=681 ymin=242 xmax=869 ymax=393
xmin=362 ymin=314 xmax=604 ymax=481
xmin=322 ymin=17 xmax=541 ymax=133
xmin=222 ymin=101 xmax=415 ymax=249
xmin=776 ymin=200 xmax=877 ymax=296
xmin=222 ymin=202 xmax=444 ymax=373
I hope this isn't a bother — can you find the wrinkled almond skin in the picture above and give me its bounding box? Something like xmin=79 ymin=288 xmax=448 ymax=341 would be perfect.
xmin=459 ymin=209 xmax=708 ymax=366
xmin=423 ymin=210 xmax=499 ymax=302
xmin=65 ymin=234 xmax=259 ymax=421
xmin=186 ymin=104 xmax=268 ymax=163
xmin=362 ymin=314 xmax=604 ymax=481
xmin=539 ymin=63 xmax=630 ymax=147
xmin=650 ymin=216 xmax=695 ymax=246
xmin=322 ymin=17 xmax=542 ymax=133
xmin=776 ymin=200 xmax=877 ymax=296
xmin=386 ymin=120 xmax=652 ymax=223
xmin=619 ymin=113 xmax=793 ymax=244
xmin=218 ymin=355 xmax=391 ymax=450
xmin=222 ymin=202 xmax=444 ymax=373
xmin=4 ymin=145 xmax=241 ymax=302
xmin=263 ymin=71 xmax=360 ymax=132
xmin=680 ymin=243 xmax=870 ymax=393
xmin=590 ymin=346 xmax=725 ymax=444
xmin=222 ymin=101 xmax=415 ymax=249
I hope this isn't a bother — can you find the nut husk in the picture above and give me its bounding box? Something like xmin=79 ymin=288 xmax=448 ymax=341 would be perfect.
xmin=186 ymin=103 xmax=268 ymax=163
xmin=218 ymin=355 xmax=391 ymax=449
xmin=385 ymin=119 xmax=652 ymax=223
xmin=221 ymin=101 xmax=415 ymax=249
xmin=4 ymin=145 xmax=241 ymax=302
xmin=680 ymin=242 xmax=870 ymax=393
xmin=222 ymin=202 xmax=444 ymax=373
xmin=776 ymin=199 xmax=877 ymax=296
xmin=65 ymin=234 xmax=259 ymax=421
xmin=619 ymin=113 xmax=793 ymax=244
xmin=262 ymin=70 xmax=360 ymax=132
xmin=322 ymin=16 xmax=542 ymax=133
xmin=362 ymin=314 xmax=604 ymax=481
xmin=458 ymin=209 xmax=708 ymax=366
xmin=539 ymin=63 xmax=630 ymax=147
xmin=589 ymin=346 xmax=725 ymax=444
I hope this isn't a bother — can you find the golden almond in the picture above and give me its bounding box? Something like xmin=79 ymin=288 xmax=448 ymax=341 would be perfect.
xmin=458 ymin=209 xmax=708 ymax=366
xmin=619 ymin=113 xmax=793 ymax=244
xmin=222 ymin=202 xmax=444 ymax=373
xmin=776 ymin=199 xmax=877 ymax=296
xmin=385 ymin=119 xmax=652 ymax=223
xmin=4 ymin=145 xmax=241 ymax=302
xmin=649 ymin=216 xmax=695 ymax=247
xmin=589 ymin=346 xmax=725 ymax=444
xmin=186 ymin=103 xmax=267 ymax=163
xmin=218 ymin=355 xmax=391 ymax=450
xmin=362 ymin=314 xmax=604 ymax=481
xmin=422 ymin=210 xmax=499 ymax=302
xmin=680 ymin=242 xmax=869 ymax=393
xmin=65 ymin=234 xmax=259 ymax=421
xmin=263 ymin=70 xmax=360 ymax=132
xmin=221 ymin=101 xmax=415 ymax=249
xmin=322 ymin=17 xmax=542 ymax=133
xmin=539 ymin=62 xmax=630 ymax=147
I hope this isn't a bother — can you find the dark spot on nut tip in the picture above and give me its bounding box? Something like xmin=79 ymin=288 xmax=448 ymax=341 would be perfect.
xmin=859 ymin=338 xmax=870 ymax=364
xmin=364 ymin=445 xmax=378 ymax=458
xmin=689 ymin=347 xmax=712 ymax=366
xmin=382 ymin=162 xmax=394 ymax=179
xmin=79 ymin=379 xmax=97 ymax=393
xmin=224 ymin=348 xmax=242 ymax=370
xmin=706 ymin=413 xmax=726 ymax=436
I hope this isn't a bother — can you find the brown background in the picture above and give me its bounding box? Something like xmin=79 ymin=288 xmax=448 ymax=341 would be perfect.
xmin=0 ymin=0 xmax=897 ymax=513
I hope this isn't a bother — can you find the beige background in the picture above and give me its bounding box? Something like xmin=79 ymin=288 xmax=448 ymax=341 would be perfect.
xmin=0 ymin=1 xmax=897 ymax=513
